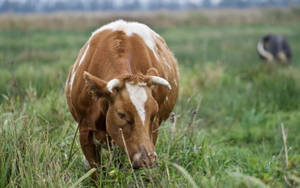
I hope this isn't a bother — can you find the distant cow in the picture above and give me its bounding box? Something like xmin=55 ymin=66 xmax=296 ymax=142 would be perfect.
xmin=65 ymin=20 xmax=179 ymax=171
xmin=257 ymin=34 xmax=292 ymax=65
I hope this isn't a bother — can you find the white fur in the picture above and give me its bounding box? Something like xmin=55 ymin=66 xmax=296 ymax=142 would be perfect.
xmin=257 ymin=39 xmax=273 ymax=61
xmin=68 ymin=44 xmax=89 ymax=92
xmin=151 ymin=76 xmax=171 ymax=90
xmin=278 ymin=51 xmax=287 ymax=62
xmin=126 ymin=82 xmax=148 ymax=125
xmin=133 ymin=152 xmax=142 ymax=162
xmin=174 ymin=80 xmax=178 ymax=87
xmin=92 ymin=19 xmax=159 ymax=59
xmin=93 ymin=134 xmax=101 ymax=146
xmin=79 ymin=44 xmax=89 ymax=66
xmin=65 ymin=76 xmax=69 ymax=87
xmin=148 ymin=152 xmax=157 ymax=158
xmin=69 ymin=68 xmax=77 ymax=91
xmin=107 ymin=79 xmax=121 ymax=93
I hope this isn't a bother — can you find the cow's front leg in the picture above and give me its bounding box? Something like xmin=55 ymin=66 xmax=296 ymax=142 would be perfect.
xmin=79 ymin=127 xmax=101 ymax=182
xmin=79 ymin=122 xmax=100 ymax=168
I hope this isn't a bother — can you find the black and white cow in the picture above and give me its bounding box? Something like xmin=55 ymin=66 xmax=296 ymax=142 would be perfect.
xmin=257 ymin=34 xmax=292 ymax=65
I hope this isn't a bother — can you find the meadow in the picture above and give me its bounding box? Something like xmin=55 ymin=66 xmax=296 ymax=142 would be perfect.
xmin=0 ymin=9 xmax=300 ymax=187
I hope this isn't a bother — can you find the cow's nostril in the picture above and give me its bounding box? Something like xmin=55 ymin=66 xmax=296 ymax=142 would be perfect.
xmin=142 ymin=160 xmax=148 ymax=167
xmin=132 ymin=163 xmax=140 ymax=170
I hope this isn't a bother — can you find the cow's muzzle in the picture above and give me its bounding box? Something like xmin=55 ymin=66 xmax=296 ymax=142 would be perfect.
xmin=132 ymin=147 xmax=157 ymax=169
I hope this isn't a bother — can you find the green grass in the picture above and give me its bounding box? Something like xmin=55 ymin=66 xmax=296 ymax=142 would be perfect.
xmin=1 ymin=11 xmax=300 ymax=187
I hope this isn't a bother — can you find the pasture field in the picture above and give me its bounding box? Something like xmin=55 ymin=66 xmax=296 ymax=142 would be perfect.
xmin=1 ymin=9 xmax=300 ymax=187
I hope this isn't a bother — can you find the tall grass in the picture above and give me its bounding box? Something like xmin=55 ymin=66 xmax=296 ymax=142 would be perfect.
xmin=1 ymin=9 xmax=300 ymax=187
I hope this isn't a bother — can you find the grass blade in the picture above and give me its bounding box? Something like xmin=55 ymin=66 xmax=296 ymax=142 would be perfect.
xmin=71 ymin=168 xmax=96 ymax=188
xmin=229 ymin=172 xmax=267 ymax=188
xmin=172 ymin=163 xmax=198 ymax=188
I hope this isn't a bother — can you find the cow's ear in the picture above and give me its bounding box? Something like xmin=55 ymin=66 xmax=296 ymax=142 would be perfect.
xmin=83 ymin=71 xmax=110 ymax=98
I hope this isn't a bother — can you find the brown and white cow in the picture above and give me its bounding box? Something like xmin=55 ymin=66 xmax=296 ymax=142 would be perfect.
xmin=65 ymin=20 xmax=179 ymax=170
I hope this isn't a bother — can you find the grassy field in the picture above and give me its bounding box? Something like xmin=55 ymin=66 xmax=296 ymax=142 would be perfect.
xmin=1 ymin=9 xmax=300 ymax=187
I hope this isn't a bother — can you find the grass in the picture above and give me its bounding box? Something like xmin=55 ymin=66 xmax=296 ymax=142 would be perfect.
xmin=1 ymin=9 xmax=300 ymax=187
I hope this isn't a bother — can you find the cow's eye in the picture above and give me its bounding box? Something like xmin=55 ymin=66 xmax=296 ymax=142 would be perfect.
xmin=127 ymin=119 xmax=134 ymax=125
xmin=117 ymin=112 xmax=126 ymax=119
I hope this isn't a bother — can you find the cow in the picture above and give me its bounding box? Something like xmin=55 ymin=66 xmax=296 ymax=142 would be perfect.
xmin=257 ymin=34 xmax=292 ymax=65
xmin=65 ymin=20 xmax=179 ymax=171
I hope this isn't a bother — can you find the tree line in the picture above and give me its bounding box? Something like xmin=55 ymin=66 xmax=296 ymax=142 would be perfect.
xmin=0 ymin=0 xmax=299 ymax=13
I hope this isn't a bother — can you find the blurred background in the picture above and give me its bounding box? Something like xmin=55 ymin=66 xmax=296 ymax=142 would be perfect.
xmin=1 ymin=0 xmax=300 ymax=12
xmin=1 ymin=0 xmax=300 ymax=187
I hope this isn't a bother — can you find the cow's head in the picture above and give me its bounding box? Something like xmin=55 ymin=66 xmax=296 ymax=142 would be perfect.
xmin=83 ymin=70 xmax=171 ymax=169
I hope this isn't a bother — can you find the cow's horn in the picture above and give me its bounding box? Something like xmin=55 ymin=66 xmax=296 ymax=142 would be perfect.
xmin=107 ymin=78 xmax=121 ymax=93
xmin=150 ymin=76 xmax=171 ymax=90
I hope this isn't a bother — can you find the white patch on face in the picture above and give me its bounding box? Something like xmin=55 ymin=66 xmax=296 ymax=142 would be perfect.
xmin=92 ymin=19 xmax=159 ymax=60
xmin=107 ymin=79 xmax=120 ymax=93
xmin=126 ymin=82 xmax=148 ymax=125
xmin=79 ymin=44 xmax=89 ymax=66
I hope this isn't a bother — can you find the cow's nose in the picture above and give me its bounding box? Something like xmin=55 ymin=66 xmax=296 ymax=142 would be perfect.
xmin=132 ymin=151 xmax=158 ymax=169
xmin=132 ymin=163 xmax=140 ymax=170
